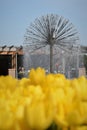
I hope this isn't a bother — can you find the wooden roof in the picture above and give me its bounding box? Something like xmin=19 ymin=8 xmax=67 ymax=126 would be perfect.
xmin=0 ymin=45 xmax=24 ymax=55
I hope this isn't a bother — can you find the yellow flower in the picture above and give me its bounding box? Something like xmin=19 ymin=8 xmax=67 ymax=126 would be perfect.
xmin=19 ymin=78 xmax=31 ymax=88
xmin=65 ymin=99 xmax=84 ymax=126
xmin=78 ymin=76 xmax=87 ymax=100
xmin=71 ymin=78 xmax=81 ymax=99
xmin=0 ymin=99 xmax=15 ymax=130
xmin=78 ymin=101 xmax=87 ymax=124
xmin=24 ymin=86 xmax=54 ymax=130
xmin=0 ymin=67 xmax=87 ymax=130
xmin=53 ymin=87 xmax=69 ymax=127
xmin=72 ymin=126 xmax=87 ymax=130
xmin=54 ymin=73 xmax=66 ymax=88
xmin=0 ymin=75 xmax=18 ymax=92
xmin=29 ymin=67 xmax=46 ymax=85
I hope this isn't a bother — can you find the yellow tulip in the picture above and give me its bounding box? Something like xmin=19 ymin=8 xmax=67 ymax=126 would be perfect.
xmin=0 ymin=99 xmax=15 ymax=130
xmin=78 ymin=76 xmax=87 ymax=100
xmin=0 ymin=67 xmax=87 ymax=130
xmin=70 ymin=126 xmax=87 ymax=130
xmin=24 ymin=86 xmax=54 ymax=130
xmin=19 ymin=78 xmax=31 ymax=88
xmin=29 ymin=67 xmax=46 ymax=85
xmin=65 ymin=100 xmax=84 ymax=126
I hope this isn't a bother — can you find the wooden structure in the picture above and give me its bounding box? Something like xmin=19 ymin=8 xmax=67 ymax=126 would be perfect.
xmin=0 ymin=45 xmax=24 ymax=77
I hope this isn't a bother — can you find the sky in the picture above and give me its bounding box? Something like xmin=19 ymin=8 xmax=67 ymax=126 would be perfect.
xmin=0 ymin=0 xmax=87 ymax=46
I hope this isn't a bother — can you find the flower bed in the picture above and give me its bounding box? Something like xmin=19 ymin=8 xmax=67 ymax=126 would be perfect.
xmin=0 ymin=67 xmax=87 ymax=130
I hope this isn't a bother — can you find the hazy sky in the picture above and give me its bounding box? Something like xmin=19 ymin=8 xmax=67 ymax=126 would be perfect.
xmin=0 ymin=0 xmax=87 ymax=46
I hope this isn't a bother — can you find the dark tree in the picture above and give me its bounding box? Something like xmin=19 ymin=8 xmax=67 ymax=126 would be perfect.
xmin=24 ymin=14 xmax=79 ymax=73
